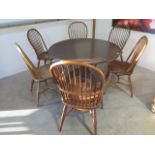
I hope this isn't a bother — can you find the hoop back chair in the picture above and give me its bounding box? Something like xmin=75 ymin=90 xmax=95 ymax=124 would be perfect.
xmin=27 ymin=28 xmax=53 ymax=67
xmin=49 ymin=60 xmax=105 ymax=134
xmin=108 ymin=26 xmax=131 ymax=62
xmin=108 ymin=36 xmax=148 ymax=97
xmin=15 ymin=43 xmax=54 ymax=106
xmin=68 ymin=21 xmax=88 ymax=39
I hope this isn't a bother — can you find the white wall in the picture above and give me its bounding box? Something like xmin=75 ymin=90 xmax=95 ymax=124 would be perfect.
xmin=0 ymin=19 xmax=93 ymax=79
xmin=96 ymin=19 xmax=155 ymax=71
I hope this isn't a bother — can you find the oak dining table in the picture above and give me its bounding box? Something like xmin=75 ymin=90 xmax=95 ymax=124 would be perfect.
xmin=47 ymin=38 xmax=121 ymax=64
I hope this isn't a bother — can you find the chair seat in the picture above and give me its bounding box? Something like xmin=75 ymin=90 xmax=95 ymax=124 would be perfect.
xmin=36 ymin=64 xmax=51 ymax=81
xmin=108 ymin=60 xmax=131 ymax=75
xmin=61 ymin=82 xmax=102 ymax=109
xmin=39 ymin=52 xmax=53 ymax=60
xmin=62 ymin=94 xmax=102 ymax=110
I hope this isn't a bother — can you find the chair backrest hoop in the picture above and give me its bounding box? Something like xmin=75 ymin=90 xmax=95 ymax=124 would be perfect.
xmin=108 ymin=26 xmax=131 ymax=50
xmin=27 ymin=28 xmax=47 ymax=58
xmin=68 ymin=21 xmax=88 ymax=39
xmin=15 ymin=43 xmax=41 ymax=80
xmin=126 ymin=35 xmax=148 ymax=73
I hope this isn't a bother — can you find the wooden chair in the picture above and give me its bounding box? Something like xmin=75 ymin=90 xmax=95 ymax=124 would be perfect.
xmin=108 ymin=26 xmax=131 ymax=62
xmin=107 ymin=36 xmax=148 ymax=97
xmin=15 ymin=43 xmax=55 ymax=106
xmin=49 ymin=60 xmax=105 ymax=134
xmin=152 ymin=96 xmax=155 ymax=112
xmin=68 ymin=21 xmax=88 ymax=39
xmin=27 ymin=28 xmax=53 ymax=67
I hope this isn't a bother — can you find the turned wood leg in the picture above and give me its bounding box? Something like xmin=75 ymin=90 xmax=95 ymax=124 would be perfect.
xmin=90 ymin=109 xmax=97 ymax=135
xmin=120 ymin=54 xmax=123 ymax=63
xmin=106 ymin=69 xmax=110 ymax=80
xmin=44 ymin=80 xmax=48 ymax=86
xmin=36 ymin=81 xmax=40 ymax=106
xmin=128 ymin=75 xmax=133 ymax=97
xmin=37 ymin=60 xmax=40 ymax=67
xmin=100 ymin=100 xmax=103 ymax=109
xmin=104 ymin=71 xmax=112 ymax=93
xmin=116 ymin=74 xmax=120 ymax=83
xmin=59 ymin=105 xmax=68 ymax=132
xmin=30 ymin=79 xmax=34 ymax=92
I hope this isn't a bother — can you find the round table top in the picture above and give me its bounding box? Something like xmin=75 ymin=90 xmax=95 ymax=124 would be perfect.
xmin=48 ymin=38 xmax=121 ymax=64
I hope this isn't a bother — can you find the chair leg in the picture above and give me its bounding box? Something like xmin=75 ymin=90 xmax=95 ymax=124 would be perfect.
xmin=59 ymin=105 xmax=68 ymax=132
xmin=100 ymin=103 xmax=103 ymax=109
xmin=152 ymin=96 xmax=155 ymax=113
xmin=30 ymin=80 xmax=34 ymax=92
xmin=116 ymin=74 xmax=120 ymax=83
xmin=90 ymin=109 xmax=97 ymax=135
xmin=100 ymin=100 xmax=103 ymax=109
xmin=120 ymin=54 xmax=123 ymax=62
xmin=106 ymin=69 xmax=110 ymax=80
xmin=36 ymin=81 xmax=40 ymax=106
xmin=104 ymin=71 xmax=112 ymax=93
xmin=128 ymin=75 xmax=133 ymax=97
xmin=37 ymin=60 xmax=40 ymax=67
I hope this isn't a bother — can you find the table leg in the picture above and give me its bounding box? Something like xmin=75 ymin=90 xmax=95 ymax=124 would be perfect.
xmin=104 ymin=72 xmax=112 ymax=93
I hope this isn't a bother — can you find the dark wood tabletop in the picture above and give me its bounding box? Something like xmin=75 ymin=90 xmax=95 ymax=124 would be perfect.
xmin=48 ymin=38 xmax=121 ymax=64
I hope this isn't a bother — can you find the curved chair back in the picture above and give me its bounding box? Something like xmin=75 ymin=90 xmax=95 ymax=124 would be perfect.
xmin=108 ymin=26 xmax=130 ymax=61
xmin=15 ymin=43 xmax=42 ymax=80
xmin=126 ymin=36 xmax=148 ymax=73
xmin=49 ymin=60 xmax=105 ymax=110
xmin=27 ymin=28 xmax=48 ymax=58
xmin=68 ymin=22 xmax=88 ymax=39
xmin=108 ymin=26 xmax=131 ymax=50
